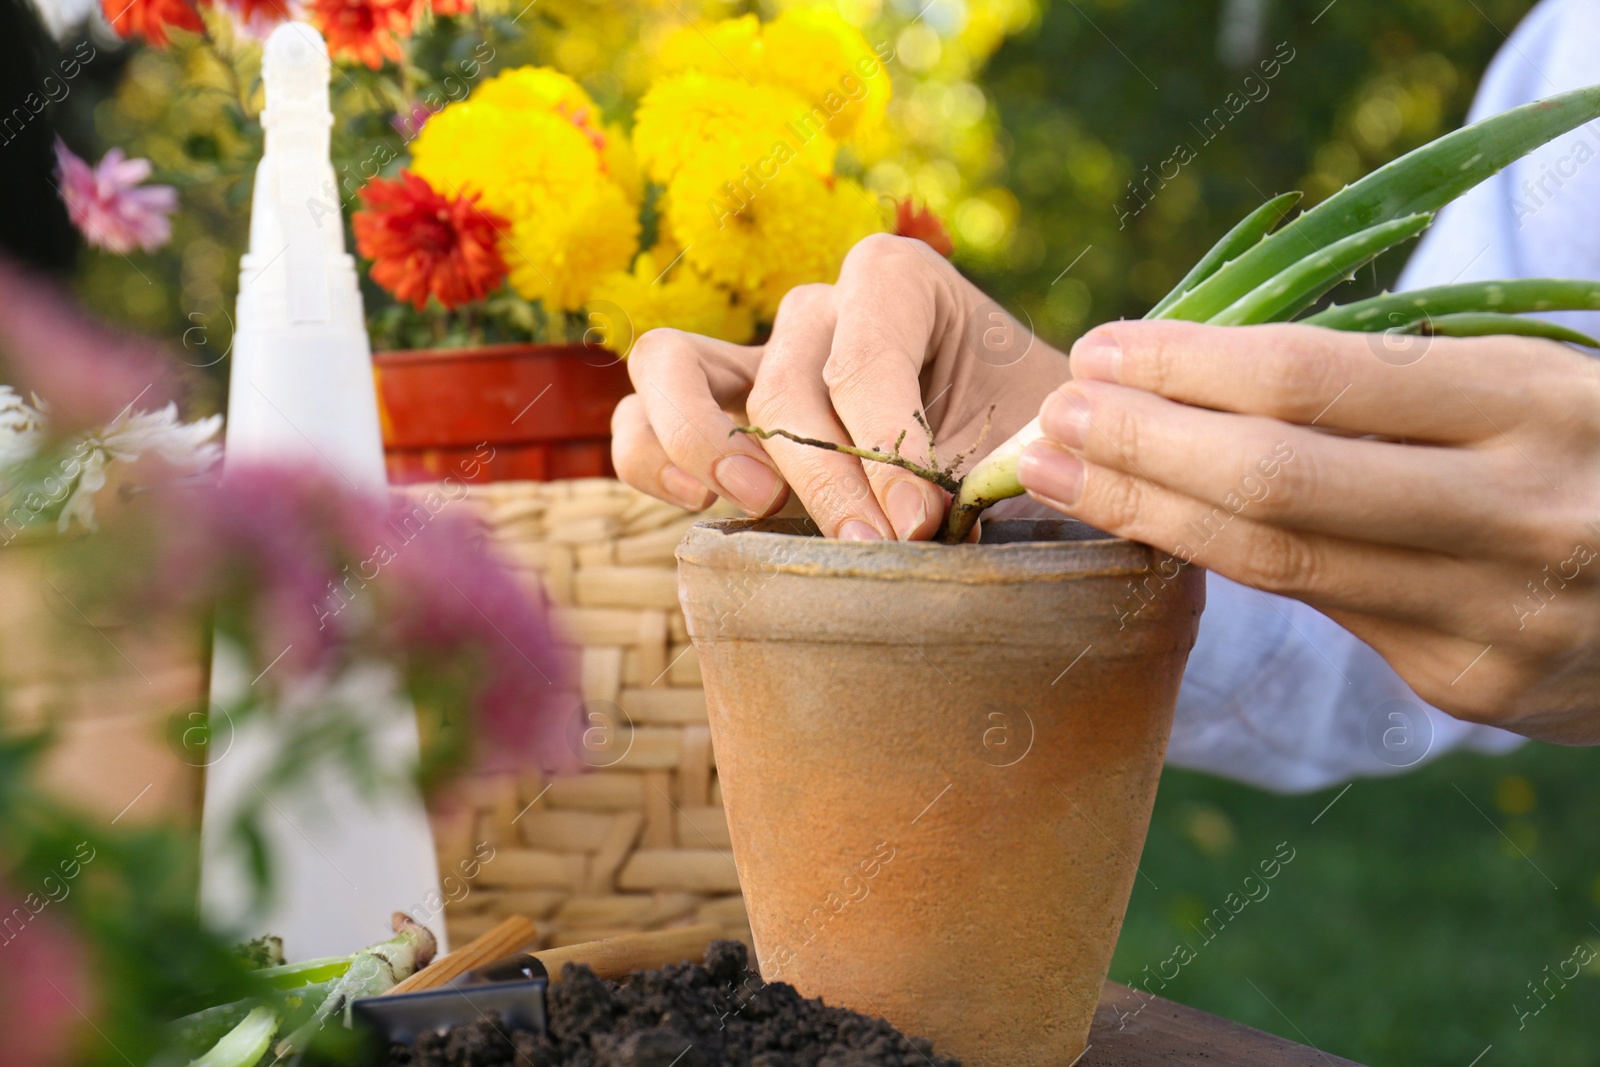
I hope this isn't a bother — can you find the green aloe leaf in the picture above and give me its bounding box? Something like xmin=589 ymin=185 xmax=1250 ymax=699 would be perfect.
xmin=1208 ymin=214 xmax=1433 ymax=326
xmin=1302 ymin=278 xmax=1600 ymax=330
xmin=255 ymin=956 xmax=352 ymax=988
xmin=1417 ymin=312 xmax=1600 ymax=347
xmin=1146 ymin=191 xmax=1302 ymax=318
xmin=1157 ymin=84 xmax=1600 ymax=322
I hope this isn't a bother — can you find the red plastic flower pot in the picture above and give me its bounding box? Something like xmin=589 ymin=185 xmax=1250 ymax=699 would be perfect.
xmin=373 ymin=343 xmax=634 ymax=484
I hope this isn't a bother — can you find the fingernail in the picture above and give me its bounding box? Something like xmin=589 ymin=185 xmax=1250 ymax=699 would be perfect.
xmin=1040 ymin=389 xmax=1091 ymax=449
xmin=839 ymin=519 xmax=883 ymax=542
xmin=885 ymin=480 xmax=929 ymax=541
xmin=713 ymin=453 xmax=783 ymax=514
xmin=1018 ymin=441 xmax=1085 ymax=506
xmin=1070 ymin=332 xmax=1122 ymax=382
xmin=660 ymin=464 xmax=710 ymax=510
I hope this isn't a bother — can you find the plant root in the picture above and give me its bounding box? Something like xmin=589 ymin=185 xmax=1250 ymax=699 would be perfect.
xmin=730 ymin=426 xmax=962 ymax=493
xmin=733 ymin=408 xmax=1001 ymax=539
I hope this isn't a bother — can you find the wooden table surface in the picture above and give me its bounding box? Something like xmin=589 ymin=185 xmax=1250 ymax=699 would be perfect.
xmin=1083 ymin=983 xmax=1365 ymax=1066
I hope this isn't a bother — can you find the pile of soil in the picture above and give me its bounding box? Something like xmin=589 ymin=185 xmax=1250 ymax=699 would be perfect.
xmin=389 ymin=939 xmax=959 ymax=1067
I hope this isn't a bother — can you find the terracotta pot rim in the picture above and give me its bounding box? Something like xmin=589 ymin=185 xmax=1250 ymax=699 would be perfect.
xmin=676 ymin=516 xmax=1176 ymax=584
xmin=372 ymin=341 xmax=622 ymax=368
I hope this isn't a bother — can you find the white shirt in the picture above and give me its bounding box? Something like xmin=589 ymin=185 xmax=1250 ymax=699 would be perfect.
xmin=1168 ymin=0 xmax=1600 ymax=792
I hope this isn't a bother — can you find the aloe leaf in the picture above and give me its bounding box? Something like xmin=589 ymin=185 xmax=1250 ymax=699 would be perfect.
xmin=1208 ymin=214 xmax=1432 ymax=326
xmin=187 ymin=1004 xmax=278 ymax=1067
xmin=1302 ymin=278 xmax=1600 ymax=331
xmin=165 ymin=1001 xmax=255 ymax=1062
xmin=255 ymin=956 xmax=351 ymax=988
xmin=1158 ymin=84 xmax=1600 ymax=322
xmin=1415 ymin=312 xmax=1600 ymax=347
xmin=1145 ymin=192 xmax=1302 ymax=318
xmin=164 ymin=980 xmax=338 ymax=1063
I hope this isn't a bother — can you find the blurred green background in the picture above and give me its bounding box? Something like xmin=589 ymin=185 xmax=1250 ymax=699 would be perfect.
xmin=972 ymin=0 xmax=1543 ymax=343
xmin=1116 ymin=744 xmax=1600 ymax=1067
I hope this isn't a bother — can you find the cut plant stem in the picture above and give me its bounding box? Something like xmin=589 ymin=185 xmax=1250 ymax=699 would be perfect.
xmin=942 ymin=416 xmax=1043 ymax=544
xmin=272 ymin=913 xmax=436 ymax=1060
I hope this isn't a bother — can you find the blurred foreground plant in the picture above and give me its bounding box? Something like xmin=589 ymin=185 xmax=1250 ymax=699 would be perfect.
xmin=0 ymin=256 xmax=567 ymax=1065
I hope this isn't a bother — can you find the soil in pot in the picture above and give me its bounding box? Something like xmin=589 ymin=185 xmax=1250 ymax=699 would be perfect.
xmin=387 ymin=939 xmax=960 ymax=1066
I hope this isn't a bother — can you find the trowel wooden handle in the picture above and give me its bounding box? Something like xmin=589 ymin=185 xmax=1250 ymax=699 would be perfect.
xmin=387 ymin=915 xmax=539 ymax=995
xmin=535 ymin=923 xmax=721 ymax=984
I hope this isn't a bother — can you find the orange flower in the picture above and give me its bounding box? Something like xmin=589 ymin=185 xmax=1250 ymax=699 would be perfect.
xmin=102 ymin=0 xmax=205 ymax=46
xmin=353 ymin=170 xmax=509 ymax=311
xmin=895 ymin=199 xmax=954 ymax=258
xmin=222 ymin=0 xmax=295 ymax=35
xmin=308 ymin=0 xmax=420 ymax=68
xmin=430 ymin=0 xmax=471 ymax=16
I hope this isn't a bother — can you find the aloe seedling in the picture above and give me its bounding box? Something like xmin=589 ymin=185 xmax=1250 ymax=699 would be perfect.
xmin=738 ymin=85 xmax=1600 ymax=543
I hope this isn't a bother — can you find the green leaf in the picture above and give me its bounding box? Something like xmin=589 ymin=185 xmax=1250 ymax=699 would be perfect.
xmin=1301 ymin=278 xmax=1600 ymax=330
xmin=187 ymin=1004 xmax=278 ymax=1067
xmin=1157 ymin=84 xmax=1600 ymax=322
xmin=1208 ymin=214 xmax=1433 ymax=326
xmin=1145 ymin=191 xmax=1302 ymax=318
xmin=1418 ymin=312 xmax=1600 ymax=347
xmin=255 ymin=957 xmax=353 ymax=988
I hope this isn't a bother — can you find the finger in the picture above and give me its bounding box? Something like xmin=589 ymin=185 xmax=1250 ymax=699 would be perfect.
xmin=823 ymin=236 xmax=951 ymax=540
xmin=628 ymin=329 xmax=788 ymax=516
xmin=611 ymin=394 xmax=716 ymax=511
xmin=1037 ymin=380 xmax=1519 ymax=555
xmin=636 ymin=330 xmax=767 ymax=408
xmin=1016 ymin=441 xmax=1483 ymax=629
xmin=747 ymin=285 xmax=894 ymax=540
xmin=1067 ymin=320 xmax=1587 ymax=443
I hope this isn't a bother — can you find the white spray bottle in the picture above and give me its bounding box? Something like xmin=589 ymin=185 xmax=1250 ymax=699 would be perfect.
xmin=199 ymin=22 xmax=447 ymax=958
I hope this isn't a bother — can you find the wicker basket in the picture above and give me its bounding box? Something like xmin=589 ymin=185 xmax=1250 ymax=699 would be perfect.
xmin=422 ymin=478 xmax=752 ymax=950
xmin=0 ymin=525 xmax=206 ymax=830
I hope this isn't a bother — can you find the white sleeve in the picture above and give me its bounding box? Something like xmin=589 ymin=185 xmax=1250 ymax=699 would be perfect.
xmin=1166 ymin=0 xmax=1600 ymax=793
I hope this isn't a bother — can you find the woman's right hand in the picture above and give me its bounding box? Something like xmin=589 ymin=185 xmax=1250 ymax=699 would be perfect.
xmin=610 ymin=234 xmax=1071 ymax=540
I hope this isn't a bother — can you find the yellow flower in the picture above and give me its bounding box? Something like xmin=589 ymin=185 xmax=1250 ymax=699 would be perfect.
xmin=750 ymin=177 xmax=889 ymax=316
xmin=666 ymin=158 xmax=886 ymax=308
xmin=469 ymin=65 xmax=595 ymax=116
xmin=591 ymin=250 xmax=756 ymax=350
xmin=600 ymin=120 xmax=644 ymax=205
xmin=651 ymin=9 xmax=890 ymax=147
xmin=655 ymin=13 xmax=765 ymax=82
xmin=761 ymin=7 xmax=890 ymax=143
xmin=633 ymin=71 xmax=835 ymax=184
xmin=411 ymin=73 xmax=640 ymax=310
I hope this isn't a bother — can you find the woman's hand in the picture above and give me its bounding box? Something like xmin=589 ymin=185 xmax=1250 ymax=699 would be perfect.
xmin=611 ymin=234 xmax=1069 ymax=540
xmin=1018 ymin=320 xmax=1600 ymax=743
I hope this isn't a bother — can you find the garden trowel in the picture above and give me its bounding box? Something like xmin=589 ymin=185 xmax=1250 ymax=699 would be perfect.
xmin=198 ymin=22 xmax=445 ymax=959
xmin=351 ymin=923 xmax=721 ymax=1049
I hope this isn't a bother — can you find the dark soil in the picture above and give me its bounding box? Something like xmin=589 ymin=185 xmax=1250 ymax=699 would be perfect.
xmin=389 ymin=939 xmax=960 ymax=1067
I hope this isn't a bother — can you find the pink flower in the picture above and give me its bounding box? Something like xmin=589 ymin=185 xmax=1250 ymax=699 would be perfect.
xmin=98 ymin=463 xmax=575 ymax=777
xmin=0 ymin=255 xmax=185 ymax=434
xmin=53 ymin=141 xmax=178 ymax=255
xmin=0 ymin=888 xmax=95 ymax=1067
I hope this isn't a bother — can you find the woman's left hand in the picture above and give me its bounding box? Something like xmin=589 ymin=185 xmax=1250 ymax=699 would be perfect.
xmin=1017 ymin=319 xmax=1600 ymax=744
